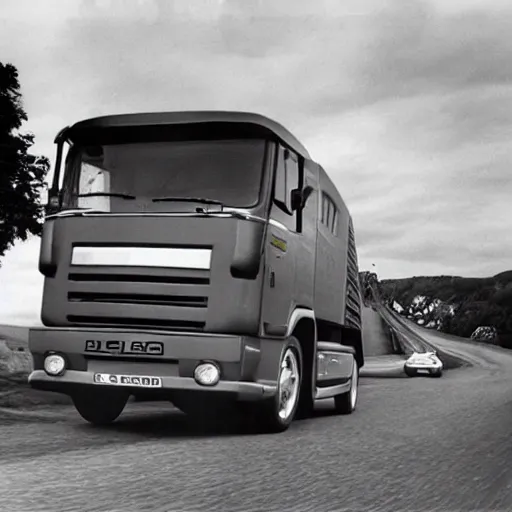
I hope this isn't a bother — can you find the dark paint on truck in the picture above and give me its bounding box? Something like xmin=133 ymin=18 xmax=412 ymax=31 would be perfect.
xmin=29 ymin=111 xmax=364 ymax=433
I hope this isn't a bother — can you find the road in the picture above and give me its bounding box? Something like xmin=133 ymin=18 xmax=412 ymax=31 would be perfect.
xmin=2 ymin=314 xmax=512 ymax=511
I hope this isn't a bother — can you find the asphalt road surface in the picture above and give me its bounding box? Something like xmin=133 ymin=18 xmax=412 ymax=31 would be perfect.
xmin=2 ymin=317 xmax=512 ymax=511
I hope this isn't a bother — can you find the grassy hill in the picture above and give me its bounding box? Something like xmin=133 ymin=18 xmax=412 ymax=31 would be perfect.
xmin=378 ymin=271 xmax=512 ymax=349
xmin=0 ymin=325 xmax=72 ymax=408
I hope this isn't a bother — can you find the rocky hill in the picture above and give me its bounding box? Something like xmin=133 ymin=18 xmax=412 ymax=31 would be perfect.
xmin=375 ymin=271 xmax=512 ymax=349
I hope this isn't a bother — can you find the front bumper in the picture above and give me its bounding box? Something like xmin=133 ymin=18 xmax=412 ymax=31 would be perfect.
xmin=404 ymin=362 xmax=443 ymax=369
xmin=28 ymin=326 xmax=281 ymax=401
xmin=404 ymin=363 xmax=443 ymax=374
xmin=28 ymin=370 xmax=276 ymax=400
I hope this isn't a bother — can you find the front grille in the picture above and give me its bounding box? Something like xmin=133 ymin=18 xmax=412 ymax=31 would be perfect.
xmin=68 ymin=292 xmax=208 ymax=308
xmin=68 ymin=272 xmax=209 ymax=285
xmin=67 ymin=315 xmax=205 ymax=331
xmin=65 ymin=269 xmax=210 ymax=331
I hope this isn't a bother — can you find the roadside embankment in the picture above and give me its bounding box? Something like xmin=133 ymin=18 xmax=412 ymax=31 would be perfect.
xmin=359 ymin=303 xmax=408 ymax=378
xmin=376 ymin=305 xmax=468 ymax=370
xmin=0 ymin=339 xmax=71 ymax=409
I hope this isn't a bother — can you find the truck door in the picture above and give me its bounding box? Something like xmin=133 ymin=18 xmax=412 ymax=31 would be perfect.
xmin=260 ymin=145 xmax=316 ymax=337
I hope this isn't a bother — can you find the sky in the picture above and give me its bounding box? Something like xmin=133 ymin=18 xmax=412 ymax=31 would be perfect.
xmin=0 ymin=0 xmax=511 ymax=325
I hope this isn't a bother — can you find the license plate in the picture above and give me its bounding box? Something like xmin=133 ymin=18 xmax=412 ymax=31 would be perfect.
xmin=93 ymin=373 xmax=162 ymax=388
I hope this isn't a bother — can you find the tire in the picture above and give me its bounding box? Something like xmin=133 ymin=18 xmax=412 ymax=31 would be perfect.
xmin=334 ymin=360 xmax=359 ymax=415
xmin=295 ymin=348 xmax=315 ymax=420
xmin=404 ymin=366 xmax=417 ymax=378
xmin=72 ymin=389 xmax=128 ymax=426
xmin=254 ymin=337 xmax=303 ymax=433
xmin=430 ymin=369 xmax=443 ymax=378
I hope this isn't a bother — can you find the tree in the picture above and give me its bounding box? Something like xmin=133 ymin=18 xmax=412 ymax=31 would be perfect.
xmin=0 ymin=62 xmax=49 ymax=263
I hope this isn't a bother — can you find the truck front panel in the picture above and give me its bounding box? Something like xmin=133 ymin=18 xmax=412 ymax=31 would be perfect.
xmin=40 ymin=214 xmax=266 ymax=335
xmin=29 ymin=326 xmax=281 ymax=400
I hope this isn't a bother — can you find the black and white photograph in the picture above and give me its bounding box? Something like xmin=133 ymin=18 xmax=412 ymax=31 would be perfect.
xmin=0 ymin=1 xmax=511 ymax=511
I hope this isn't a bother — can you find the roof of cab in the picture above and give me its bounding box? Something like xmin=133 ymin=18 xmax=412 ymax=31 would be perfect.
xmin=60 ymin=110 xmax=311 ymax=159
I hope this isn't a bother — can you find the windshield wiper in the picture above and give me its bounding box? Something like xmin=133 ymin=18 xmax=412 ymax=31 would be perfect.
xmin=151 ymin=196 xmax=224 ymax=206
xmin=75 ymin=192 xmax=136 ymax=200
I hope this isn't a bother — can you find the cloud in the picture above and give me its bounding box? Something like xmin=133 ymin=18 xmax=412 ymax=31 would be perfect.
xmin=0 ymin=0 xmax=511 ymax=323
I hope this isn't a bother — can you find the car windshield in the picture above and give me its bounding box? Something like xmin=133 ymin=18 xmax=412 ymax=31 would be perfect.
xmin=61 ymin=139 xmax=267 ymax=212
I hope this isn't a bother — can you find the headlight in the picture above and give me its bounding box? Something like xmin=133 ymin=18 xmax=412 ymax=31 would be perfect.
xmin=44 ymin=354 xmax=66 ymax=376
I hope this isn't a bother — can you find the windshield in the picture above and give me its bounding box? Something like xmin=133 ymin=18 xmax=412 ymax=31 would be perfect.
xmin=61 ymin=139 xmax=267 ymax=212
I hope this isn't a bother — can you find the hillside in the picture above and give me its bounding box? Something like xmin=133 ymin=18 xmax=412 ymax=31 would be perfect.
xmin=0 ymin=325 xmax=29 ymax=350
xmin=377 ymin=271 xmax=512 ymax=349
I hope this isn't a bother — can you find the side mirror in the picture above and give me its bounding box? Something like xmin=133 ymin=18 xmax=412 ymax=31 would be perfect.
xmin=45 ymin=188 xmax=61 ymax=215
xmin=291 ymin=185 xmax=314 ymax=211
xmin=290 ymin=189 xmax=302 ymax=211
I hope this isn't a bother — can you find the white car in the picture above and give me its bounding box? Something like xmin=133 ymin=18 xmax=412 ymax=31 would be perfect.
xmin=404 ymin=351 xmax=443 ymax=378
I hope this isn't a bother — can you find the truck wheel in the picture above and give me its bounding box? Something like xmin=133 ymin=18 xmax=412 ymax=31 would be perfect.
xmin=295 ymin=342 xmax=315 ymax=421
xmin=404 ymin=366 xmax=417 ymax=378
xmin=257 ymin=337 xmax=303 ymax=433
xmin=72 ymin=389 xmax=128 ymax=426
xmin=334 ymin=360 xmax=359 ymax=415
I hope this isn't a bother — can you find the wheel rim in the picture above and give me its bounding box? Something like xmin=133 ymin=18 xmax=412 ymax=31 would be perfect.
xmin=278 ymin=348 xmax=300 ymax=421
xmin=350 ymin=362 xmax=358 ymax=409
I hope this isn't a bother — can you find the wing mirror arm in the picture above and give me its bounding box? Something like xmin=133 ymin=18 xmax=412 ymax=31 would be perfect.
xmin=40 ymin=183 xmax=60 ymax=215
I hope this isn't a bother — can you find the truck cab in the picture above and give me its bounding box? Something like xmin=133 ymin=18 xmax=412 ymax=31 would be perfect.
xmin=29 ymin=111 xmax=364 ymax=433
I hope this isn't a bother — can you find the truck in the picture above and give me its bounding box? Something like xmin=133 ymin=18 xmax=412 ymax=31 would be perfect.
xmin=28 ymin=111 xmax=364 ymax=433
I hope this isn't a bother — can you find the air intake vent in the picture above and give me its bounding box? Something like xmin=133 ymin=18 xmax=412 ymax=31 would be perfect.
xmin=67 ymin=316 xmax=205 ymax=331
xmin=68 ymin=292 xmax=208 ymax=308
xmin=345 ymin=219 xmax=361 ymax=329
xmin=68 ymin=273 xmax=209 ymax=285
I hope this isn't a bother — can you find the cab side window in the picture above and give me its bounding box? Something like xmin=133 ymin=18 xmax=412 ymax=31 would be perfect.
xmin=272 ymin=144 xmax=301 ymax=232
xmin=273 ymin=145 xmax=299 ymax=214
xmin=320 ymin=192 xmax=338 ymax=236
xmin=285 ymin=149 xmax=300 ymax=205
